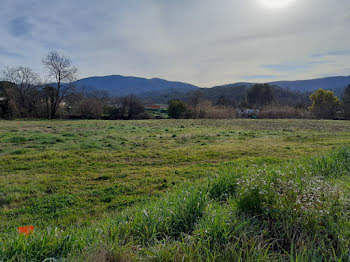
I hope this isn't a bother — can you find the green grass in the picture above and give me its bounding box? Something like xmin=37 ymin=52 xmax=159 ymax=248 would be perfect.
xmin=1 ymin=119 xmax=350 ymax=261
xmin=2 ymin=147 xmax=350 ymax=261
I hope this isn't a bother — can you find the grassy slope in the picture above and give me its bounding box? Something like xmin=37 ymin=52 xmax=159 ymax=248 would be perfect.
xmin=1 ymin=119 xmax=350 ymax=261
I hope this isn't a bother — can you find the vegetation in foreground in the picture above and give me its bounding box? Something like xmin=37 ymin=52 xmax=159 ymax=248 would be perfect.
xmin=1 ymin=146 xmax=350 ymax=261
xmin=1 ymin=119 xmax=350 ymax=261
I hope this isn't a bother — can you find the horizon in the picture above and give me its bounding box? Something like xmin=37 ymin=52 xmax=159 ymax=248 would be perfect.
xmin=1 ymin=0 xmax=350 ymax=86
xmin=75 ymin=73 xmax=350 ymax=88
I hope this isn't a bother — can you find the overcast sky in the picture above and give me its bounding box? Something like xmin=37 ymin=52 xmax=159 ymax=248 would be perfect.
xmin=1 ymin=0 xmax=350 ymax=87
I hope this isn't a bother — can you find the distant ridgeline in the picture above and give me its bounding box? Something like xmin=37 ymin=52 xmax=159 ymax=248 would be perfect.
xmin=1 ymin=75 xmax=350 ymax=120
xmin=74 ymin=75 xmax=198 ymax=98
xmin=72 ymin=75 xmax=350 ymax=104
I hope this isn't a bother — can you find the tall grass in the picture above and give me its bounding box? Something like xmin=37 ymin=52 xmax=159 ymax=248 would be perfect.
xmin=2 ymin=147 xmax=350 ymax=261
xmin=129 ymin=185 xmax=207 ymax=244
xmin=258 ymin=106 xmax=311 ymax=119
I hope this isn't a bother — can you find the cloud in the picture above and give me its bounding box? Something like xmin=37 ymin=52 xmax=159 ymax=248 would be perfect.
xmin=263 ymin=63 xmax=310 ymax=72
xmin=262 ymin=60 xmax=333 ymax=74
xmin=312 ymin=50 xmax=350 ymax=58
xmin=9 ymin=17 xmax=33 ymax=37
xmin=0 ymin=47 xmax=23 ymax=58
xmin=243 ymin=75 xmax=277 ymax=80
xmin=0 ymin=0 xmax=349 ymax=86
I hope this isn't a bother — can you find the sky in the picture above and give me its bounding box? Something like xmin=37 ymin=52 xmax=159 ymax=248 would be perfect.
xmin=0 ymin=0 xmax=350 ymax=87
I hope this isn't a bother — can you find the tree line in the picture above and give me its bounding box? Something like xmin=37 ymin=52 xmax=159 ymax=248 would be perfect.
xmin=1 ymin=51 xmax=349 ymax=120
xmin=167 ymin=84 xmax=350 ymax=120
xmin=0 ymin=51 xmax=78 ymax=119
xmin=0 ymin=51 xmax=149 ymax=120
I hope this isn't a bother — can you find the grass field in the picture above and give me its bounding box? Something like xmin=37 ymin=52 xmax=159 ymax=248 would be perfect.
xmin=1 ymin=119 xmax=350 ymax=261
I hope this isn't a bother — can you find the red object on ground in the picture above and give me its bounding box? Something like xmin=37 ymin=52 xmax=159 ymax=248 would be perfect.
xmin=18 ymin=225 xmax=34 ymax=236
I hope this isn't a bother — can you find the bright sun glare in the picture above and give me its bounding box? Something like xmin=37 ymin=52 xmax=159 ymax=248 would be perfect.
xmin=260 ymin=0 xmax=296 ymax=9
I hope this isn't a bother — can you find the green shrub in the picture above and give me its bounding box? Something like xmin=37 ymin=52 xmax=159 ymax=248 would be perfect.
xmin=237 ymin=189 xmax=264 ymax=215
xmin=306 ymin=147 xmax=350 ymax=178
xmin=208 ymin=173 xmax=238 ymax=201
xmin=130 ymin=186 xmax=208 ymax=243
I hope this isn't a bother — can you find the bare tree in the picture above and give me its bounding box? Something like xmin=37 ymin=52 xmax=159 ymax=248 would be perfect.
xmin=190 ymin=90 xmax=203 ymax=108
xmin=1 ymin=66 xmax=41 ymax=117
xmin=42 ymin=51 xmax=78 ymax=119
xmin=120 ymin=95 xmax=148 ymax=120
xmin=78 ymin=97 xmax=104 ymax=119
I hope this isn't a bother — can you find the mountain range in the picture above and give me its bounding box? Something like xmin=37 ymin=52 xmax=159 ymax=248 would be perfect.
xmin=74 ymin=75 xmax=350 ymax=101
xmin=75 ymin=75 xmax=198 ymax=97
xmin=271 ymin=76 xmax=350 ymax=96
